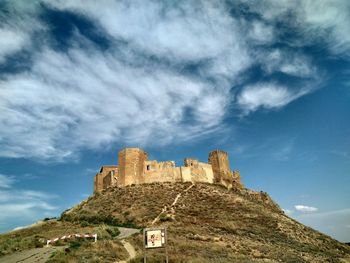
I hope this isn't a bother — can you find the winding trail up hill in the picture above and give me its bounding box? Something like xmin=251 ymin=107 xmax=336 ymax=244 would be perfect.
xmin=63 ymin=182 xmax=350 ymax=262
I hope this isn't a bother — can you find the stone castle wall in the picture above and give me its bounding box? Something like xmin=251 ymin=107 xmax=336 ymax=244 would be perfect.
xmin=94 ymin=165 xmax=118 ymax=193
xmin=103 ymin=169 xmax=118 ymax=190
xmin=93 ymin=148 xmax=243 ymax=193
xmin=208 ymin=150 xmax=231 ymax=183
xmin=118 ymin=148 xmax=148 ymax=186
xmin=182 ymin=158 xmax=214 ymax=183
xmin=143 ymin=160 xmax=182 ymax=184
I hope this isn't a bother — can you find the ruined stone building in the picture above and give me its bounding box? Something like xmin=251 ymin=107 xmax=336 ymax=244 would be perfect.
xmin=93 ymin=148 xmax=243 ymax=193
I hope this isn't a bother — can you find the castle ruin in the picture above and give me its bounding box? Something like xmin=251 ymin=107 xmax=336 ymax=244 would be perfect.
xmin=93 ymin=148 xmax=243 ymax=193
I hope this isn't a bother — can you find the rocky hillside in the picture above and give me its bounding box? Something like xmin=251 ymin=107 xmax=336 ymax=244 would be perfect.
xmin=61 ymin=182 xmax=350 ymax=262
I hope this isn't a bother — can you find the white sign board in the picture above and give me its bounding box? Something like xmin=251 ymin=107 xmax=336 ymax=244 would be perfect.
xmin=144 ymin=228 xmax=166 ymax=249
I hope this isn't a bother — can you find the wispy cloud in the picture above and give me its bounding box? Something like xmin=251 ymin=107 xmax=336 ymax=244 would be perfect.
xmin=295 ymin=205 xmax=319 ymax=213
xmin=293 ymin=208 xmax=350 ymax=242
xmin=330 ymin=150 xmax=349 ymax=159
xmin=231 ymin=137 xmax=297 ymax=161
xmin=246 ymin=20 xmax=275 ymax=45
xmin=0 ymin=0 xmax=343 ymax=160
xmin=237 ymin=83 xmax=312 ymax=115
xmin=0 ymin=1 xmax=44 ymax=62
xmin=245 ymin=0 xmax=350 ymax=56
xmin=0 ymin=188 xmax=58 ymax=226
xmin=0 ymin=173 xmax=58 ymax=229
xmin=0 ymin=1 xmax=252 ymax=160
xmin=271 ymin=140 xmax=294 ymax=161
xmin=259 ymin=49 xmax=316 ymax=77
xmin=0 ymin=174 xmax=15 ymax=188
xmin=0 ymin=28 xmax=29 ymax=63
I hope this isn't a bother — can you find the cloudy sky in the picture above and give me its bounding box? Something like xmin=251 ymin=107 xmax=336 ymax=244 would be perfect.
xmin=0 ymin=0 xmax=349 ymax=242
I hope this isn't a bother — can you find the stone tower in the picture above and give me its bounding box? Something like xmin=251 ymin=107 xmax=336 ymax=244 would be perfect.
xmin=208 ymin=150 xmax=232 ymax=184
xmin=118 ymin=148 xmax=148 ymax=186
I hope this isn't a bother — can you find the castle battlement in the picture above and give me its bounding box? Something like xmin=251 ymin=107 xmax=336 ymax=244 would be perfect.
xmin=93 ymin=148 xmax=243 ymax=193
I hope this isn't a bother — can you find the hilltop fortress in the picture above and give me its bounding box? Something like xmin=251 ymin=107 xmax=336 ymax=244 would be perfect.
xmin=93 ymin=148 xmax=243 ymax=193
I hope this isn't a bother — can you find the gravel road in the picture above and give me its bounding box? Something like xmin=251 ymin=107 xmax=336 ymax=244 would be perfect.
xmin=0 ymin=246 xmax=65 ymax=263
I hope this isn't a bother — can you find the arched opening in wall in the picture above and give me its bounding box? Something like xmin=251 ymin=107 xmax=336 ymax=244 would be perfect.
xmin=146 ymin=165 xmax=151 ymax=171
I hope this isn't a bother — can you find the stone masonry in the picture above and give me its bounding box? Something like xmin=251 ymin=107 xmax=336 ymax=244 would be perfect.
xmin=93 ymin=148 xmax=243 ymax=193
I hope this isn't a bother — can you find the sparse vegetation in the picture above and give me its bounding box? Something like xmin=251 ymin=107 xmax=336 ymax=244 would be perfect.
xmin=1 ymin=182 xmax=350 ymax=262
xmin=0 ymin=220 xmax=128 ymax=260
xmin=105 ymin=226 xmax=120 ymax=238
xmin=47 ymin=240 xmax=128 ymax=263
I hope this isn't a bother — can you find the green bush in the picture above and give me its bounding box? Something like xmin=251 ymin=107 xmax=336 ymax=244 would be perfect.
xmin=106 ymin=226 xmax=120 ymax=238
xmin=69 ymin=240 xmax=82 ymax=250
xmin=80 ymin=221 xmax=89 ymax=227
xmin=60 ymin=210 xmax=140 ymax=229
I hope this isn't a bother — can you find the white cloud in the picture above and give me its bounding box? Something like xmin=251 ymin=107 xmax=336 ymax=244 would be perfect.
xmin=301 ymin=0 xmax=350 ymax=56
xmin=0 ymin=1 xmax=253 ymax=160
xmin=0 ymin=171 xmax=58 ymax=226
xmin=260 ymin=49 xmax=316 ymax=77
xmin=295 ymin=205 xmax=318 ymax=213
xmin=0 ymin=0 xmax=335 ymax=160
xmin=0 ymin=28 xmax=29 ymax=63
xmin=237 ymin=83 xmax=311 ymax=114
xmin=0 ymin=1 xmax=44 ymax=63
xmin=46 ymin=1 xmax=247 ymax=66
xmin=0 ymin=174 xmax=15 ymax=188
xmin=247 ymin=20 xmax=275 ymax=44
xmin=245 ymin=0 xmax=350 ymax=56
xmin=0 ymin=42 xmax=234 ymax=160
xmin=0 ymin=189 xmax=58 ymax=222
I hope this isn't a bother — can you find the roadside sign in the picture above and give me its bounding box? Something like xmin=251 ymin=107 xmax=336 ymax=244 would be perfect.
xmin=145 ymin=228 xmax=166 ymax=248
xmin=143 ymin=227 xmax=168 ymax=263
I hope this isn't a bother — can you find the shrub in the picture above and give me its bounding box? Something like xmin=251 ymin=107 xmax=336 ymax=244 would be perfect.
xmin=159 ymin=214 xmax=173 ymax=222
xmin=69 ymin=241 xmax=82 ymax=250
xmin=59 ymin=210 xmax=141 ymax=230
xmin=80 ymin=221 xmax=89 ymax=227
xmin=106 ymin=226 xmax=120 ymax=238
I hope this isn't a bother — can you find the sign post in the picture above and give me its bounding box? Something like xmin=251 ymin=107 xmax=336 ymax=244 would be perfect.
xmin=143 ymin=227 xmax=168 ymax=263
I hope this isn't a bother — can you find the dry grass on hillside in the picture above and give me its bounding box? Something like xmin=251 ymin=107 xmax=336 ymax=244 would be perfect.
xmin=0 ymin=220 xmax=129 ymax=262
xmin=47 ymin=239 xmax=128 ymax=263
xmin=1 ymin=183 xmax=350 ymax=262
xmin=65 ymin=182 xmax=350 ymax=262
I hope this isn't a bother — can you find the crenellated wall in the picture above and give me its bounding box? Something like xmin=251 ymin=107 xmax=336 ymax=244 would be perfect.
xmin=143 ymin=160 xmax=182 ymax=184
xmin=93 ymin=148 xmax=243 ymax=192
xmin=183 ymin=158 xmax=214 ymax=184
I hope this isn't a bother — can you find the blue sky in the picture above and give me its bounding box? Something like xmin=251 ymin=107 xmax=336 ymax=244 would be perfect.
xmin=0 ymin=0 xmax=349 ymax=242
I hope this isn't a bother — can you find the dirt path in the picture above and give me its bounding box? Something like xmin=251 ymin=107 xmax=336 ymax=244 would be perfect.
xmin=116 ymin=240 xmax=137 ymax=263
xmin=0 ymin=246 xmax=65 ymax=263
xmin=1 ymin=227 xmax=139 ymax=263
xmin=152 ymin=183 xmax=194 ymax=225
xmin=114 ymin=227 xmax=139 ymax=263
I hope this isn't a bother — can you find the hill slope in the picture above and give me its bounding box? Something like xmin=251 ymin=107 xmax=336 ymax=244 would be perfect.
xmin=62 ymin=182 xmax=350 ymax=262
xmin=1 ymin=182 xmax=349 ymax=262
